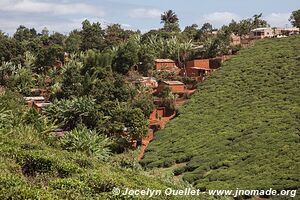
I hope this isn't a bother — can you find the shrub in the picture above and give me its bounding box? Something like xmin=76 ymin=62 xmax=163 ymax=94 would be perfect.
xmin=83 ymin=173 xmax=120 ymax=193
xmin=173 ymin=166 xmax=187 ymax=176
xmin=56 ymin=162 xmax=81 ymax=178
xmin=44 ymin=96 xmax=100 ymax=130
xmin=162 ymin=158 xmax=175 ymax=168
xmin=0 ymin=108 xmax=14 ymax=129
xmin=49 ymin=178 xmax=92 ymax=199
xmin=60 ymin=126 xmax=112 ymax=161
xmin=7 ymin=68 xmax=34 ymax=96
xmin=19 ymin=155 xmax=53 ymax=176
xmin=0 ymin=91 xmax=25 ymax=128
xmin=22 ymin=108 xmax=57 ymax=136
xmin=109 ymin=150 xmax=142 ymax=170
xmin=182 ymin=173 xmax=203 ymax=183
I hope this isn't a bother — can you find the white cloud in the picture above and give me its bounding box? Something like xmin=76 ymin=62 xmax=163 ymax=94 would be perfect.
xmin=264 ymin=13 xmax=291 ymax=27
xmin=129 ymin=8 xmax=162 ymax=19
xmin=121 ymin=23 xmax=131 ymax=28
xmin=202 ymin=12 xmax=240 ymax=26
xmin=0 ymin=0 xmax=105 ymax=17
xmin=0 ymin=17 xmax=108 ymax=35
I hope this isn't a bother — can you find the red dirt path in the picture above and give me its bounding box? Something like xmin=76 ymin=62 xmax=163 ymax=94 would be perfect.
xmin=137 ymin=108 xmax=178 ymax=160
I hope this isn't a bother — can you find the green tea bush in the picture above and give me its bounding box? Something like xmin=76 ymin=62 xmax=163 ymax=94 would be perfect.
xmin=17 ymin=154 xmax=54 ymax=176
xmin=162 ymin=158 xmax=176 ymax=168
xmin=142 ymin=36 xmax=300 ymax=191
xmin=173 ymin=166 xmax=187 ymax=176
xmin=109 ymin=150 xmax=142 ymax=170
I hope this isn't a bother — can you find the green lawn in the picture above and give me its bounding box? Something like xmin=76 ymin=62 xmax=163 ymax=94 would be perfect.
xmin=141 ymin=36 xmax=300 ymax=192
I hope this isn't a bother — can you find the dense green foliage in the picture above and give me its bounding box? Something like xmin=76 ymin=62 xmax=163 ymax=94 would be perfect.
xmin=1 ymin=9 xmax=299 ymax=199
xmin=0 ymin=46 xmax=153 ymax=149
xmin=290 ymin=9 xmax=300 ymax=28
xmin=44 ymin=97 xmax=100 ymax=130
xmin=0 ymin=92 xmax=217 ymax=200
xmin=142 ymin=36 xmax=300 ymax=191
xmin=60 ymin=126 xmax=112 ymax=161
xmin=0 ymin=15 xmax=238 ymax=75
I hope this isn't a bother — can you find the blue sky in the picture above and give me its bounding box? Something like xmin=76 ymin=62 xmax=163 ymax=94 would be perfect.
xmin=0 ymin=0 xmax=299 ymax=35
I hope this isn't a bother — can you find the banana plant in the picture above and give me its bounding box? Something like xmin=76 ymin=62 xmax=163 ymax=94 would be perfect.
xmin=61 ymin=126 xmax=112 ymax=161
xmin=24 ymin=51 xmax=36 ymax=70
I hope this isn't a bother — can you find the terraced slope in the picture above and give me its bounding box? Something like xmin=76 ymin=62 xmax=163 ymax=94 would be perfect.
xmin=141 ymin=36 xmax=300 ymax=191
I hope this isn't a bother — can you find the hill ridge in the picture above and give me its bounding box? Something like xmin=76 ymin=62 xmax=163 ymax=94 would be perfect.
xmin=141 ymin=36 xmax=300 ymax=191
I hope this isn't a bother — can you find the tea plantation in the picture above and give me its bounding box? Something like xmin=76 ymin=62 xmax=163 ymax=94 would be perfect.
xmin=141 ymin=36 xmax=300 ymax=191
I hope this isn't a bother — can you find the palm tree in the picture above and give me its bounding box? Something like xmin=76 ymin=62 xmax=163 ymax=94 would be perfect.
xmin=178 ymin=40 xmax=193 ymax=77
xmin=161 ymin=10 xmax=179 ymax=24
xmin=253 ymin=13 xmax=263 ymax=28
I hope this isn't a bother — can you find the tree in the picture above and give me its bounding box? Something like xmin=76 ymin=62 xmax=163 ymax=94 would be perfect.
xmin=111 ymin=105 xmax=148 ymax=140
xmin=12 ymin=26 xmax=41 ymax=60
xmin=49 ymin=32 xmax=66 ymax=46
xmin=104 ymin=24 xmax=133 ymax=48
xmin=253 ymin=13 xmax=263 ymax=28
xmin=177 ymin=40 xmax=193 ymax=75
xmin=65 ymin=30 xmax=82 ymax=53
xmin=40 ymin=27 xmax=50 ymax=46
xmin=227 ymin=17 xmax=267 ymax=36
xmin=112 ymin=39 xmax=139 ymax=74
xmin=59 ymin=59 xmax=84 ymax=98
xmin=0 ymin=61 xmax=21 ymax=86
xmin=131 ymin=92 xmax=154 ymax=118
xmin=237 ymin=19 xmax=254 ymax=35
xmin=0 ymin=31 xmax=17 ymax=62
xmin=161 ymin=10 xmax=180 ymax=32
xmin=158 ymin=86 xmax=177 ymax=111
xmin=123 ymin=108 xmax=148 ymax=139
xmin=35 ymin=44 xmax=64 ymax=73
xmin=138 ymin=44 xmax=157 ymax=75
xmin=200 ymin=23 xmax=213 ymax=33
xmin=195 ymin=23 xmax=213 ymax=42
xmin=161 ymin=10 xmax=179 ymax=24
xmin=227 ymin=20 xmax=239 ymax=35
xmin=13 ymin=25 xmax=37 ymax=41
xmin=81 ymin=49 xmax=113 ymax=78
xmin=24 ymin=51 xmax=36 ymax=70
xmin=41 ymin=27 xmax=49 ymax=37
xmin=183 ymin=24 xmax=199 ymax=40
xmin=80 ymin=20 xmax=105 ymax=51
xmin=289 ymin=9 xmax=300 ymax=28
xmin=202 ymin=30 xmax=231 ymax=59
xmin=252 ymin=13 xmax=269 ymax=28
xmin=112 ymin=73 xmax=135 ymax=102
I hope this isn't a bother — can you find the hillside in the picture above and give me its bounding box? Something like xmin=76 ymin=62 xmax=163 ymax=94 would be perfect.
xmin=0 ymin=92 xmax=214 ymax=200
xmin=141 ymin=36 xmax=300 ymax=191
